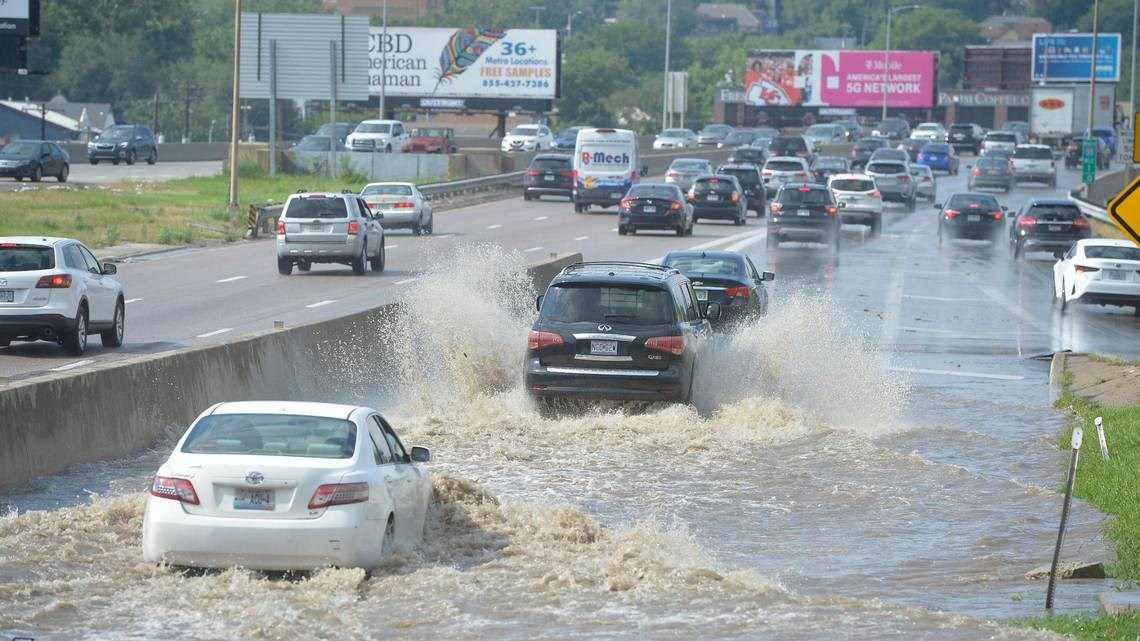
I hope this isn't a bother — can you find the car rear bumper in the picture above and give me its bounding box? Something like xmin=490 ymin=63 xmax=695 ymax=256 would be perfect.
xmin=970 ymin=177 xmax=1011 ymax=188
xmin=769 ymin=218 xmax=837 ymax=241
xmin=692 ymin=203 xmax=742 ymax=219
xmin=876 ymin=187 xmax=912 ymax=202
xmin=1018 ymin=234 xmax=1088 ymax=252
xmin=943 ymin=220 xmax=1002 ymax=239
xmin=576 ymin=187 xmax=629 ymax=207
xmin=277 ymin=238 xmax=362 ymax=260
xmin=88 ymin=149 xmax=131 ymax=160
xmin=620 ymin=212 xmax=685 ymax=229
xmin=374 ymin=211 xmax=419 ymax=228
xmin=0 ymin=166 xmax=34 ymax=178
xmin=525 ymin=358 xmax=687 ymax=401
xmin=1012 ymin=171 xmax=1055 ymax=182
xmin=840 ymin=209 xmax=879 ymax=225
xmin=0 ymin=312 xmax=75 ymax=340
xmin=525 ymin=186 xmax=573 ymax=198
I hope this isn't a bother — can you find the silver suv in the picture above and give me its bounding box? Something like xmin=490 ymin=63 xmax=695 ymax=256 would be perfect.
xmin=865 ymin=160 xmax=917 ymax=211
xmin=276 ymin=191 xmax=386 ymax=275
xmin=761 ymin=156 xmax=810 ymax=198
xmin=1010 ymin=144 xmax=1056 ymax=187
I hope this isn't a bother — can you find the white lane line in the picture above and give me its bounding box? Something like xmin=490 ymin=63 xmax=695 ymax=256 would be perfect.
xmin=903 ymin=294 xmax=990 ymax=302
xmin=196 ymin=328 xmax=233 ymax=338
xmin=689 ymin=228 xmax=768 ymax=251
xmin=891 ymin=366 xmax=1025 ymax=381
xmin=534 ymin=215 xmax=549 ymax=221
xmin=724 ymin=229 xmax=769 ymax=252
xmin=574 ymin=236 xmax=590 ymax=241
xmin=395 ymin=278 xmax=419 ymax=285
xmin=50 ymin=359 xmax=94 ymax=372
xmin=215 ymin=275 xmax=248 ymax=283
xmin=386 ymin=244 xmax=399 ymax=249
xmin=305 ymin=300 xmax=338 ymax=309
xmin=487 ymin=224 xmax=503 ymax=229
xmin=523 ymin=246 xmax=543 ymax=253
xmin=610 ymin=227 xmax=619 ymax=232
xmin=899 ymin=326 xmax=957 ymax=334
xmin=124 ymin=298 xmax=142 ymax=304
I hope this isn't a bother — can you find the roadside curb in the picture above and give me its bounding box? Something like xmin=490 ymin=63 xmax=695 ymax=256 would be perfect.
xmin=1048 ymin=350 xmax=1073 ymax=404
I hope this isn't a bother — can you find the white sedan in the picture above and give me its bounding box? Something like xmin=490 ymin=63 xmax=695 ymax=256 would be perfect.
xmin=1053 ymin=239 xmax=1140 ymax=315
xmin=501 ymin=124 xmax=553 ymax=152
xmin=360 ymin=182 xmax=434 ymax=235
xmin=653 ymin=128 xmax=698 ymax=149
xmin=910 ymin=122 xmax=948 ymax=142
xmin=142 ymin=401 xmax=433 ymax=571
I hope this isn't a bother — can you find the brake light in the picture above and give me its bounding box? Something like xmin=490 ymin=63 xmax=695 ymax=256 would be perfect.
xmin=619 ymin=197 xmax=635 ymax=210
xmin=923 ymin=176 xmax=932 ymax=182
xmin=1073 ymin=216 xmax=1091 ymax=229
xmin=35 ymin=274 xmax=72 ymax=288
xmin=972 ymin=167 xmax=981 ymax=176
xmin=724 ymin=286 xmax=751 ymax=300
xmin=944 ymin=209 xmax=959 ymax=219
xmin=670 ymin=200 xmax=682 ymax=210
xmin=277 ymin=220 xmax=286 ymax=235
xmin=770 ymin=202 xmax=783 ymax=212
xmin=667 ymin=170 xmax=679 ymax=178
xmin=730 ymin=192 xmax=739 ymax=202
xmin=993 ymin=211 xmax=1003 ymax=220
xmin=798 ymin=187 xmax=812 ymax=192
xmin=150 ymin=475 xmax=200 ymax=505
xmin=394 ymin=202 xmax=415 ymax=209
xmin=709 ymin=178 xmax=719 ymax=184
xmin=527 ymin=330 xmax=564 ymax=350
xmin=895 ymin=175 xmax=908 ymax=181
xmin=1075 ymin=265 xmax=1101 ymax=274
xmin=308 ymin=482 xmax=369 ymax=509
xmin=794 ymin=172 xmax=808 ymax=178
xmin=527 ymin=169 xmax=540 ymax=176
xmin=871 ymin=190 xmax=881 ymax=198
xmin=1017 ymin=215 xmax=1038 ymax=228
xmin=560 ymin=171 xmax=574 ymax=177
xmin=645 ymin=335 xmax=685 ymax=355
xmin=347 ymin=220 xmax=360 ymax=235
xmin=762 ymin=170 xmax=773 ymax=176
xmin=826 ymin=206 xmax=838 ymax=215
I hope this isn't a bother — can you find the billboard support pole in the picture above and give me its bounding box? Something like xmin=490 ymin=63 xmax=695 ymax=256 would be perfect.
xmin=379 ymin=0 xmax=388 ymax=119
xmin=228 ymin=0 xmax=242 ymax=215
xmin=330 ymin=40 xmax=338 ymax=180
xmin=882 ymin=5 xmax=923 ymax=122
xmin=269 ymin=39 xmax=277 ymax=178
xmin=1130 ymin=0 xmax=1137 ymax=181
xmin=662 ymin=0 xmax=672 ymax=130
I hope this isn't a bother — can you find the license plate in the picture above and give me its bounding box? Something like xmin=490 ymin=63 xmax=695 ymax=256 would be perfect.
xmin=0 ymin=290 xmax=12 ymax=303
xmin=543 ymin=175 xmax=555 ymax=181
xmin=610 ymin=192 xmax=622 ymax=200
xmin=304 ymin=224 xmax=330 ymax=232
xmin=1049 ymin=225 xmax=1061 ymax=232
xmin=590 ymin=340 xmax=618 ymax=355
xmin=643 ymin=205 xmax=656 ymax=213
xmin=797 ymin=208 xmax=810 ymax=216
xmin=1106 ymin=269 xmax=1128 ymax=281
xmin=696 ymin=289 xmax=708 ymax=301
xmin=234 ymin=488 xmax=274 ymax=511
xmin=967 ymin=214 xmax=980 ymax=222
xmin=708 ymin=194 xmax=719 ymax=201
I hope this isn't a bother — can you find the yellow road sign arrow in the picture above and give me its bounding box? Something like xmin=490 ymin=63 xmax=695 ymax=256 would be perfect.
xmin=1107 ymin=174 xmax=1140 ymax=247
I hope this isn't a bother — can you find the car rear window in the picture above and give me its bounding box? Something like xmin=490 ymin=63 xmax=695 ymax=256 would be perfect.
xmin=855 ymin=139 xmax=886 ymax=150
xmin=867 ymin=162 xmax=906 ymax=174
xmin=361 ymin=184 xmax=412 ymax=196
xmin=978 ymin=157 xmax=1009 ymax=168
xmin=181 ymin=414 xmax=358 ymax=458
xmin=987 ymin=133 xmax=1017 ymax=142
xmin=922 ymin=144 xmax=950 ymax=153
xmin=813 ymin=158 xmax=846 ymax=169
xmin=0 ymin=245 xmax=54 ymax=271
xmin=629 ymin=185 xmax=679 ymax=200
xmin=771 ymin=137 xmax=807 ymax=152
xmin=1027 ymin=205 xmax=1081 ymax=219
xmin=285 ymin=197 xmax=350 ymax=218
xmin=947 ymin=194 xmax=1000 ymax=210
xmin=950 ymin=125 xmax=974 ymax=132
xmin=531 ymin=157 xmax=571 ymax=171
xmin=1085 ymin=245 xmax=1140 ymax=261
xmin=779 ymin=187 xmax=832 ymax=205
xmin=831 ymin=178 xmax=875 ymax=192
xmin=719 ymin=168 xmax=759 ymax=183
xmin=541 ymin=284 xmax=677 ymax=325
xmin=671 ymin=160 xmax=708 ymax=171
xmin=694 ymin=177 xmax=737 ymax=191
xmin=1014 ymin=146 xmax=1053 ymax=159
xmin=663 ymin=256 xmax=742 ymax=276
xmin=766 ymin=160 xmax=803 ymax=172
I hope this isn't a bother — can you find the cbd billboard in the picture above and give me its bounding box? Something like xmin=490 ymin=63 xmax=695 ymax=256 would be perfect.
xmin=369 ymin=27 xmax=559 ymax=100
xmin=745 ymin=50 xmax=937 ymax=109
xmin=1032 ymin=33 xmax=1121 ymax=83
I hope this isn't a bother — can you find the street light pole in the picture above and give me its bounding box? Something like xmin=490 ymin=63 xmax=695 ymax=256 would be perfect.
xmin=662 ymin=0 xmax=672 ymax=129
xmin=881 ymin=4 xmax=921 ymax=122
xmin=228 ymin=0 xmax=242 ymax=215
xmin=379 ymin=0 xmax=388 ymax=119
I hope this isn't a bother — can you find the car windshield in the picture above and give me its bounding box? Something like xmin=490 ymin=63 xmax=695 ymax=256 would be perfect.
xmin=663 ymin=256 xmax=742 ymax=276
xmin=813 ymin=158 xmax=846 ymax=169
xmin=0 ymin=245 xmax=54 ymax=271
xmin=541 ymin=285 xmax=677 ymax=325
xmin=511 ymin=126 xmax=540 ymax=136
xmin=1085 ymin=245 xmax=1140 ymax=261
xmin=294 ymin=136 xmax=334 ymax=150
xmin=285 ymin=197 xmax=349 ymax=218
xmin=831 ymin=178 xmax=875 ymax=191
xmin=771 ymin=138 xmax=807 ymax=152
xmin=530 ymin=157 xmax=570 ymax=171
xmin=779 ymin=188 xmax=832 ymax=205
xmin=361 ymin=184 xmax=413 ymax=196
xmin=629 ymin=185 xmax=679 ymax=200
xmin=950 ymin=125 xmax=974 ymax=132
xmin=181 ymin=414 xmax=357 ymax=458
xmin=766 ymin=160 xmax=804 ymax=172
xmin=100 ymin=127 xmax=133 ymax=141
xmin=357 ymin=123 xmax=392 ymax=134
xmin=1 ymin=141 xmax=39 ymax=155
xmin=1014 ymin=146 xmax=1053 ymax=159
xmin=947 ymin=194 xmax=1000 ymax=210
xmin=661 ymin=129 xmax=689 ymax=137
xmin=671 ymin=160 xmax=708 ymax=171
xmin=412 ymin=128 xmax=445 ymax=137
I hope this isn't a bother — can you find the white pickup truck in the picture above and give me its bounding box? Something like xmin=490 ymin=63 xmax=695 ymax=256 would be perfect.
xmin=1009 ymin=144 xmax=1056 ymax=188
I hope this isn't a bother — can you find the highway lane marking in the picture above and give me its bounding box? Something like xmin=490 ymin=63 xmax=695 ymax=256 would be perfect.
xmin=305 ymin=300 xmax=338 ymax=309
xmin=395 ymin=278 xmax=419 ymax=285
xmin=386 ymin=244 xmax=399 ymax=249
xmin=724 ymin=230 xmax=769 ymax=252
xmin=523 ymin=246 xmax=543 ymax=253
xmin=899 ymin=326 xmax=957 ymax=334
xmin=215 ymin=275 xmax=248 ymax=283
xmin=610 ymin=227 xmax=618 ymax=232
xmin=124 ymin=298 xmax=142 ymax=304
xmin=487 ymin=224 xmax=503 ymax=229
xmin=890 ymin=366 xmax=1025 ymax=381
xmin=196 ymin=328 xmax=233 ymax=338
xmin=574 ymin=236 xmax=589 ymax=241
xmin=903 ymin=294 xmax=990 ymax=302
xmin=50 ymin=359 xmax=95 ymax=372
xmin=534 ymin=216 xmax=549 ymax=221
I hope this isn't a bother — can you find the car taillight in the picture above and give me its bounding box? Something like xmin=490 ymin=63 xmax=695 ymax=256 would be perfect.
xmin=394 ymin=202 xmax=415 ymax=209
xmin=709 ymin=178 xmax=719 ymax=184
xmin=527 ymin=330 xmax=564 ymax=350
xmin=645 ymin=335 xmax=685 ymax=355
xmin=150 ymin=475 xmax=200 ymax=505
xmin=667 ymin=170 xmax=679 ymax=178
xmin=770 ymin=202 xmax=783 ymax=212
xmin=923 ymin=176 xmax=932 ymax=182
xmin=526 ymin=169 xmax=540 ymax=176
xmin=895 ymin=175 xmax=908 ymax=181
xmin=619 ymin=197 xmax=635 ymax=210
xmin=993 ymin=211 xmax=1003 ymax=220
xmin=871 ymin=190 xmax=881 ymax=198
xmin=724 ymin=286 xmax=751 ymax=299
xmin=35 ymin=274 xmax=72 ymax=288
xmin=277 ymin=220 xmax=286 ymax=235
xmin=1075 ymin=265 xmax=1101 ymax=274
xmin=826 ymin=205 xmax=838 ymax=215
xmin=730 ymin=192 xmax=739 ymax=202
xmin=762 ymin=170 xmax=773 ymax=176
xmin=308 ymin=482 xmax=369 ymax=509
xmin=560 ymin=171 xmax=574 ymax=177
xmin=972 ymin=167 xmax=981 ymax=176
xmin=944 ymin=209 xmax=960 ymax=219
xmin=347 ymin=220 xmax=360 ymax=235
xmin=1073 ymin=216 xmax=1091 ymax=229
xmin=794 ymin=172 xmax=808 ymax=178
xmin=670 ymin=200 xmax=682 ymax=210
xmin=1017 ymin=215 xmax=1038 ymax=228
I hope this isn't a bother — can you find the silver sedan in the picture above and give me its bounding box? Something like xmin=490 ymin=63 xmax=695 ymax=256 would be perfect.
xmin=360 ymin=182 xmax=434 ymax=235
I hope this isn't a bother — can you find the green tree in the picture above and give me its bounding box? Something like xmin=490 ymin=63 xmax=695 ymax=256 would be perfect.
xmin=556 ymin=47 xmax=629 ymax=125
xmin=868 ymin=7 xmax=985 ymax=88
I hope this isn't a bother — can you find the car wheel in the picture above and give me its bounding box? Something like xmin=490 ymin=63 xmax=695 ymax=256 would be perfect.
xmin=101 ymin=299 xmax=125 ymax=347
xmin=906 ymin=196 xmax=915 ymax=213
xmin=870 ymin=216 xmax=882 ymax=235
xmin=148 ymin=149 xmax=157 ymax=165
xmin=352 ymin=243 xmax=368 ymax=275
xmin=734 ymin=212 xmax=746 ymax=226
xmin=424 ymin=217 xmax=433 ymax=235
xmin=676 ymin=223 xmax=686 ymax=236
xmin=380 ymin=516 xmax=395 ymax=559
xmin=523 ymin=191 xmax=532 ymax=201
xmin=89 ymin=157 xmax=98 ymax=165
xmin=0 ymin=338 xmax=9 ymax=347
xmin=57 ymin=164 xmax=69 ymax=182
xmin=1012 ymin=240 xmax=1024 ymax=261
xmin=385 ymin=144 xmax=392 ymax=153
xmin=767 ymin=231 xmax=779 ymax=249
xmin=413 ymin=222 xmax=423 ymax=236
xmin=277 ymin=258 xmax=293 ymax=275
xmin=112 ymin=157 xmax=120 ymax=165
xmin=30 ymin=164 xmax=42 ymax=182
xmin=126 ymin=149 xmax=137 ymax=165
xmin=370 ymin=242 xmax=385 ymax=272
xmin=297 ymin=259 xmax=312 ymax=272
xmin=62 ymin=306 xmax=88 ymax=356
xmin=618 ymin=225 xmax=628 ymax=236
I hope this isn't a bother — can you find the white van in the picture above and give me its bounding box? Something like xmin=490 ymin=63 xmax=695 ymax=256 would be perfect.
xmin=572 ymin=128 xmax=645 ymax=213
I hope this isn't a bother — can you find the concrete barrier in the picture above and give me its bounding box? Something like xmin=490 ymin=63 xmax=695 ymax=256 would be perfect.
xmin=60 ymin=142 xmax=229 ymax=163
xmin=0 ymin=252 xmax=582 ymax=491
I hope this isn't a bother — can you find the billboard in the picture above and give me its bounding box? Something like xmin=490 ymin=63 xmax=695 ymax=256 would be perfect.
xmin=745 ymin=50 xmax=937 ymax=109
xmin=0 ymin=0 xmax=30 ymax=36
xmin=1032 ymin=33 xmax=1121 ymax=83
xmin=370 ymin=27 xmax=558 ymax=99
xmin=239 ymin=13 xmax=371 ymax=102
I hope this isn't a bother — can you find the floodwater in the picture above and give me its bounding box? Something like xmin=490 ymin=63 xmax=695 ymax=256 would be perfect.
xmin=0 ymin=245 xmax=1109 ymax=640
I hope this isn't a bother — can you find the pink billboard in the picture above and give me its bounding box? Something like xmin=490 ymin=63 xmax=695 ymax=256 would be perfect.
xmin=745 ymin=50 xmax=937 ymax=109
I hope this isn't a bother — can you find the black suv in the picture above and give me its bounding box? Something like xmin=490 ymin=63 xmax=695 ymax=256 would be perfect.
xmin=715 ymin=163 xmax=765 ymax=215
xmin=767 ymin=183 xmax=842 ymax=250
xmin=1008 ymin=198 xmax=1092 ymax=260
xmin=936 ymin=192 xmax=1006 ymax=247
xmin=526 ymin=262 xmax=718 ymax=404
xmin=726 ymin=146 xmax=767 ymax=166
xmin=690 ymin=174 xmax=748 ymax=225
xmin=949 ymin=123 xmax=985 ymax=155
xmin=524 ymin=153 xmax=573 ymax=201
xmin=87 ymin=124 xmax=158 ymax=165
xmin=767 ymin=135 xmax=813 ymax=164
xmin=850 ymin=137 xmax=888 ymax=170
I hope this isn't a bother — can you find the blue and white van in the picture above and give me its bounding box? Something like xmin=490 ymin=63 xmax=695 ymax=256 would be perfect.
xmin=572 ymin=128 xmax=643 ymax=213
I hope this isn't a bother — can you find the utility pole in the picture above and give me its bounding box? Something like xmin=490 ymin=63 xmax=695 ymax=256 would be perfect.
xmin=228 ymin=0 xmax=242 ymax=214
xmin=663 ymin=0 xmax=672 ymax=130
xmin=1088 ymin=0 xmax=1101 ymax=144
xmin=379 ymin=0 xmax=388 ymax=119
xmin=529 ymin=5 xmax=545 ymax=27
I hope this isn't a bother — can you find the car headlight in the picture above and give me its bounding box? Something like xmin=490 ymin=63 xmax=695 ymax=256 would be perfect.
xmin=118 ymin=142 xmax=130 ymax=147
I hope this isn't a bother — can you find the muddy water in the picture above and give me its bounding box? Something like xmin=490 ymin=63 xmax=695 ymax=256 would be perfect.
xmin=0 ymin=246 xmax=1106 ymax=640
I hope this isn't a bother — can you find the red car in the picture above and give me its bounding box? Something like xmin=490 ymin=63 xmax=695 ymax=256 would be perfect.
xmin=403 ymin=127 xmax=457 ymax=154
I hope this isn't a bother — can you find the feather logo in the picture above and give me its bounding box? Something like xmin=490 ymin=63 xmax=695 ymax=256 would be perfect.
xmin=434 ymin=27 xmax=507 ymax=93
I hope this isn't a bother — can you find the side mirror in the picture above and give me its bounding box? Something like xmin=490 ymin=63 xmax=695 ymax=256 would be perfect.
xmin=933 ymin=203 xmax=942 ymax=209
xmin=705 ymin=301 xmax=722 ymax=321
xmin=373 ymin=212 xmax=384 ymax=219
xmin=535 ymin=294 xmax=544 ymax=312
xmin=762 ymin=271 xmax=775 ymax=281
xmin=410 ymin=446 xmax=431 ymax=462
xmin=101 ymin=263 xmax=117 ymax=275
xmin=837 ymin=201 xmax=847 ymax=208
xmin=1001 ymin=206 xmax=1008 ymax=211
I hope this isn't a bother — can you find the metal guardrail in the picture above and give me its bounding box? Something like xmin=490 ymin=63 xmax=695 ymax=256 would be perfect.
xmin=1070 ymin=191 xmax=1111 ymax=223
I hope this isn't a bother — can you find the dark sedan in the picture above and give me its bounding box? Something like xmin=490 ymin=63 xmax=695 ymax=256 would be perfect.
xmin=0 ymin=140 xmax=70 ymax=182
xmin=1008 ymin=198 xmax=1092 ymax=260
xmin=936 ymin=192 xmax=1006 ymax=247
xmin=726 ymin=146 xmax=767 ymax=166
xmin=689 ymin=175 xmax=748 ymax=225
xmin=967 ymin=155 xmax=1013 ymax=192
xmin=618 ymin=183 xmax=693 ymax=236
xmin=290 ymin=135 xmax=348 ymax=152
xmin=810 ymin=156 xmax=849 ymax=183
xmin=662 ymin=250 xmax=773 ymax=326
xmin=851 ymin=137 xmax=888 ymax=170
xmin=524 ymin=153 xmax=574 ymax=201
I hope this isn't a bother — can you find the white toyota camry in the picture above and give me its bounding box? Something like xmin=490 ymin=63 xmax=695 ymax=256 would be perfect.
xmin=1053 ymin=239 xmax=1140 ymax=315
xmin=142 ymin=401 xmax=433 ymax=571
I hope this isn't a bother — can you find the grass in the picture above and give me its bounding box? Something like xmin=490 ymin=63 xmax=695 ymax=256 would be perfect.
xmin=0 ymin=163 xmax=378 ymax=249
xmin=1015 ymin=613 xmax=1140 ymax=640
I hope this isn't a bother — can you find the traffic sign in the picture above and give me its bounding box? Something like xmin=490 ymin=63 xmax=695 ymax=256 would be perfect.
xmin=1107 ymin=174 xmax=1140 ymax=246
xmin=1082 ymin=138 xmax=1098 ymax=184
xmin=1134 ymin=112 xmax=1140 ymax=164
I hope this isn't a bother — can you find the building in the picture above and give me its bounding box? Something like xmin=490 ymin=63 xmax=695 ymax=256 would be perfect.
xmin=0 ymin=100 xmax=103 ymax=143
xmin=696 ymin=3 xmax=772 ymax=35
xmin=979 ymin=14 xmax=1051 ymax=43
xmin=322 ymin=0 xmax=444 ymax=20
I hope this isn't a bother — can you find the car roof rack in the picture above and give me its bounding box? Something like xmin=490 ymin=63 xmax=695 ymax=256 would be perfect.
xmin=560 ymin=261 xmax=680 ymax=277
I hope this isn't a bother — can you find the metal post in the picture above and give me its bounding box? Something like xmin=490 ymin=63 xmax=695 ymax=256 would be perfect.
xmin=1045 ymin=427 xmax=1083 ymax=612
xmin=329 ymin=40 xmax=338 ymax=180
xmin=881 ymin=9 xmax=891 ymax=121
xmin=662 ymin=0 xmax=672 ymax=130
xmin=1088 ymin=0 xmax=1101 ymax=143
xmin=39 ymin=103 xmax=45 ymax=139
xmin=269 ymin=39 xmax=277 ymax=177
xmin=228 ymin=0 xmax=242 ymax=214
xmin=1130 ymin=0 xmax=1137 ymax=179
xmin=379 ymin=0 xmax=388 ymax=119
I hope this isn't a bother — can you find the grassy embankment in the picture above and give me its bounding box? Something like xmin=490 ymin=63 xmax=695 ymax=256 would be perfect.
xmin=0 ymin=164 xmax=374 ymax=249
xmin=1015 ymin=360 xmax=1140 ymax=639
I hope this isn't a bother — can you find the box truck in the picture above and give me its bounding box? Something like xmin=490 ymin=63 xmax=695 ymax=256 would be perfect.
xmin=1030 ymin=84 xmax=1115 ymax=149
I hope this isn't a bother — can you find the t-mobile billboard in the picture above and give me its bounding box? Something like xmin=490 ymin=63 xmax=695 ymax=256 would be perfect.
xmin=745 ymin=50 xmax=937 ymax=109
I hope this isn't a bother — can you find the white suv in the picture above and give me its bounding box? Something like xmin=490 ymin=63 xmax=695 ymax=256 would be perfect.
xmin=827 ymin=174 xmax=883 ymax=232
xmin=0 ymin=237 xmax=125 ymax=355
xmin=346 ymin=120 xmax=409 ymax=153
xmin=276 ymin=191 xmax=386 ymax=275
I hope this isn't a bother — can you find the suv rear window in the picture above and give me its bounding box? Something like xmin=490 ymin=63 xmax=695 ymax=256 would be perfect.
xmin=770 ymin=137 xmax=807 ymax=153
xmin=1027 ymin=204 xmax=1081 ymax=219
xmin=866 ymin=162 xmax=906 ymax=174
xmin=0 ymin=245 xmax=54 ymax=271
xmin=950 ymin=125 xmax=974 ymax=132
xmin=831 ymin=178 xmax=875 ymax=192
xmin=285 ymin=197 xmax=349 ymax=218
xmin=987 ymin=132 xmax=1017 ymax=142
xmin=531 ymin=157 xmax=571 ymax=171
xmin=541 ymin=284 xmax=676 ymax=325
xmin=947 ymin=194 xmax=1000 ymax=210
xmin=1014 ymin=146 xmax=1053 ymax=159
xmin=1086 ymin=245 xmax=1140 ymax=261
xmin=671 ymin=160 xmax=708 ymax=171
xmin=766 ymin=160 xmax=803 ymax=172
xmin=719 ymin=168 xmax=760 ymax=184
xmin=778 ymin=187 xmax=832 ymax=205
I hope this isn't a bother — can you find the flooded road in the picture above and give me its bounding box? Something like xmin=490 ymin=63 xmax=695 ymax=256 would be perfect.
xmin=2 ymin=167 xmax=1132 ymax=640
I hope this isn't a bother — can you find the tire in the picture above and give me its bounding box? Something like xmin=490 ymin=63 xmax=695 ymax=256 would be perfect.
xmin=112 ymin=158 xmax=120 ymax=166
xmin=101 ymin=299 xmax=125 ymax=347
xmin=767 ymin=231 xmax=779 ymax=249
xmin=297 ymin=259 xmax=312 ymax=272
xmin=734 ymin=213 xmax=746 ymax=226
xmin=62 ymin=306 xmax=88 ymax=356
xmin=89 ymin=158 xmax=98 ymax=165
xmin=126 ymin=149 xmax=137 ymax=165
xmin=0 ymin=338 xmax=9 ymax=347
xmin=380 ymin=516 xmax=395 ymax=559
xmin=277 ymin=258 xmax=293 ymax=275
xmin=57 ymin=164 xmax=69 ymax=183
xmin=385 ymin=144 xmax=392 ymax=153
xmin=352 ymin=243 xmax=368 ymax=275
xmin=675 ymin=223 xmax=685 ymax=237
xmin=147 ymin=149 xmax=157 ymax=165
xmin=370 ymin=242 xmax=385 ymax=272
xmin=424 ymin=217 xmax=433 ymax=235
xmin=618 ymin=225 xmax=628 ymax=236
xmin=30 ymin=165 xmax=41 ymax=182
xmin=870 ymin=216 xmax=881 ymax=235
xmin=523 ymin=192 xmax=532 ymax=201
xmin=1012 ymin=240 xmax=1024 ymax=261
xmin=413 ymin=222 xmax=423 ymax=236
xmin=906 ymin=196 xmax=915 ymax=213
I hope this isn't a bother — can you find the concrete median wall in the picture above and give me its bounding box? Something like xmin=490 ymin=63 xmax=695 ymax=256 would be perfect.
xmin=59 ymin=142 xmax=229 ymax=163
xmin=0 ymin=252 xmax=581 ymax=491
